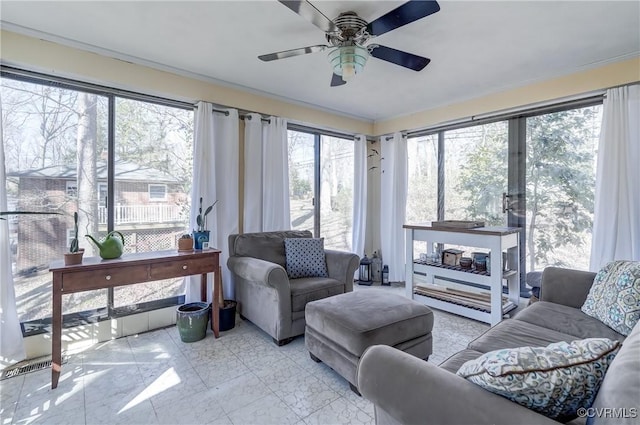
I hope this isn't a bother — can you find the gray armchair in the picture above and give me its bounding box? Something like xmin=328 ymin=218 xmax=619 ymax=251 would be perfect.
xmin=227 ymin=230 xmax=359 ymax=345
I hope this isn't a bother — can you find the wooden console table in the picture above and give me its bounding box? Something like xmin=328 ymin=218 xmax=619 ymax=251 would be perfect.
xmin=49 ymin=249 xmax=221 ymax=389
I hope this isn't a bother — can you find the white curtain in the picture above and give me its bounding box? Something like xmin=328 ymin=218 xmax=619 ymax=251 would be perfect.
xmin=0 ymin=108 xmax=26 ymax=369
xmin=262 ymin=116 xmax=290 ymax=231
xmin=380 ymin=132 xmax=408 ymax=282
xmin=590 ymin=85 xmax=640 ymax=271
xmin=352 ymin=134 xmax=367 ymax=257
xmin=243 ymin=114 xmax=290 ymax=232
xmin=187 ymin=102 xmax=239 ymax=302
xmin=243 ymin=113 xmax=263 ymax=233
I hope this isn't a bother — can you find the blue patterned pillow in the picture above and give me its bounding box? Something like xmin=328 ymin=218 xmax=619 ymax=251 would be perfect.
xmin=284 ymin=238 xmax=328 ymax=279
xmin=581 ymin=260 xmax=640 ymax=336
xmin=457 ymin=338 xmax=620 ymax=420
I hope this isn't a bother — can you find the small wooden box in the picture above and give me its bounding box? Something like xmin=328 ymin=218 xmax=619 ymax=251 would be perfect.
xmin=442 ymin=249 xmax=464 ymax=266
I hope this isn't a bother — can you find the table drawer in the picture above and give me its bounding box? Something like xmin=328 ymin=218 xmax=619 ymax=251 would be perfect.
xmin=63 ymin=266 xmax=149 ymax=291
xmin=150 ymin=258 xmax=215 ymax=280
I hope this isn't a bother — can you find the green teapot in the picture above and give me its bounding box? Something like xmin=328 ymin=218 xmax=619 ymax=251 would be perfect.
xmin=86 ymin=231 xmax=125 ymax=259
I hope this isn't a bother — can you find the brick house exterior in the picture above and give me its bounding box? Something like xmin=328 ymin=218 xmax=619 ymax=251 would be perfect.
xmin=8 ymin=161 xmax=188 ymax=273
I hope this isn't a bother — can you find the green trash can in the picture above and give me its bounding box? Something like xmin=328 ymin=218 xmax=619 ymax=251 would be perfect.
xmin=176 ymin=302 xmax=210 ymax=343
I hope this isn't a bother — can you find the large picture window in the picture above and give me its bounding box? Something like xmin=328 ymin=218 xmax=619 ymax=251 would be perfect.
xmin=1 ymin=70 xmax=194 ymax=333
xmin=444 ymin=122 xmax=508 ymax=225
xmin=288 ymin=129 xmax=354 ymax=251
xmin=525 ymin=106 xmax=602 ymax=272
xmin=406 ymin=134 xmax=438 ymax=224
xmin=406 ymin=103 xmax=602 ymax=276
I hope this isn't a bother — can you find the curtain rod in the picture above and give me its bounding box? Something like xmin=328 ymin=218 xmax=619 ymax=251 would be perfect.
xmin=384 ymin=132 xmax=407 ymax=141
xmin=211 ymin=108 xmax=230 ymax=116
xmin=240 ymin=114 xmax=271 ymax=123
xmin=288 ymin=122 xmax=361 ymax=141
xmin=404 ymin=91 xmax=607 ymax=139
xmin=208 ymin=105 xmax=271 ymax=123
xmin=391 ymin=81 xmax=639 ymax=140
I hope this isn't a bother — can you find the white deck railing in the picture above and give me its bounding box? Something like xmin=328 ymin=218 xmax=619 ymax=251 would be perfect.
xmin=98 ymin=205 xmax=184 ymax=225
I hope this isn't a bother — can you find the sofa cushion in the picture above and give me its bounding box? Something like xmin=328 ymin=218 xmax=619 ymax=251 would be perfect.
xmin=581 ymin=260 xmax=640 ymax=336
xmin=233 ymin=230 xmax=312 ymax=267
xmin=289 ymin=277 xmax=344 ymax=312
xmin=457 ymin=338 xmax=620 ymax=421
xmin=468 ymin=318 xmax=580 ymax=353
xmin=439 ymin=348 xmax=484 ymax=373
xmin=284 ymin=238 xmax=328 ymax=279
xmin=591 ymin=322 xmax=640 ymax=425
xmin=515 ymin=301 xmax=626 ymax=342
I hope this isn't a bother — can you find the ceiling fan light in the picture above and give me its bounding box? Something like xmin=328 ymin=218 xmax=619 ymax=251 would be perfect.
xmin=328 ymin=46 xmax=369 ymax=81
xmin=342 ymin=63 xmax=356 ymax=81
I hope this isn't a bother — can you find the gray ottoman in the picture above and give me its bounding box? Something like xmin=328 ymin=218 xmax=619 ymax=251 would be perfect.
xmin=305 ymin=289 xmax=434 ymax=393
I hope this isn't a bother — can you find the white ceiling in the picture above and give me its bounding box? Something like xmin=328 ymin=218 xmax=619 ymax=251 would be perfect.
xmin=1 ymin=1 xmax=639 ymax=122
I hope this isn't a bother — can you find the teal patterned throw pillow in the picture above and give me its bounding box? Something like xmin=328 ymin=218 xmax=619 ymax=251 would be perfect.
xmin=284 ymin=238 xmax=328 ymax=279
xmin=457 ymin=338 xmax=620 ymax=420
xmin=581 ymin=260 xmax=640 ymax=336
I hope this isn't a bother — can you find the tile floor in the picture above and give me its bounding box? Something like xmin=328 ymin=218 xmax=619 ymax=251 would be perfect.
xmin=1 ymin=285 xmax=489 ymax=425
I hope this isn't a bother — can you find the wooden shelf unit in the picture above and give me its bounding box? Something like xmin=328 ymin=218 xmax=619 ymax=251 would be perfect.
xmin=404 ymin=224 xmax=521 ymax=326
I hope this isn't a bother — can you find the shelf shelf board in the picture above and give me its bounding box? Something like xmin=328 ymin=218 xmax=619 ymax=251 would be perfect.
xmin=413 ymin=260 xmax=517 ymax=279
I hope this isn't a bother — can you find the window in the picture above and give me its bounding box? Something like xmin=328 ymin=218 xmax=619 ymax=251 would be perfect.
xmin=2 ymin=69 xmax=194 ymax=333
xmin=148 ymin=184 xmax=167 ymax=201
xmin=289 ymin=131 xmax=315 ymax=232
xmin=320 ymin=135 xmax=354 ymax=251
xmin=97 ymin=183 xmax=107 ymax=207
xmin=113 ymin=97 xmax=193 ymax=308
xmin=66 ymin=181 xmax=78 ymax=197
xmin=66 ymin=228 xmax=75 ymax=248
xmin=406 ymin=134 xmax=438 ymax=224
xmin=444 ymin=122 xmax=508 ymax=225
xmin=525 ymin=105 xmax=602 ymax=272
xmin=288 ymin=129 xmax=355 ymax=251
xmin=406 ymin=102 xmax=602 ymax=278
xmin=407 ymin=122 xmax=508 ymax=226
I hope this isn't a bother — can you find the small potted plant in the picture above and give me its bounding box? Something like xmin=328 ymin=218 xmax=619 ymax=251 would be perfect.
xmin=178 ymin=233 xmax=194 ymax=252
xmin=64 ymin=212 xmax=84 ymax=266
xmin=193 ymin=197 xmax=217 ymax=250
xmin=216 ymin=267 xmax=237 ymax=332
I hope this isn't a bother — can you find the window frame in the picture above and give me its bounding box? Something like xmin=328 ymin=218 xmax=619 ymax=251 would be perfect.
xmin=1 ymin=65 xmax=194 ymax=336
xmin=287 ymin=125 xmax=357 ymax=249
xmin=405 ymin=97 xmax=604 ymax=284
xmin=65 ymin=228 xmax=75 ymax=248
xmin=97 ymin=182 xmax=108 ymax=207
xmin=148 ymin=183 xmax=167 ymax=202
xmin=66 ymin=180 xmax=78 ymax=197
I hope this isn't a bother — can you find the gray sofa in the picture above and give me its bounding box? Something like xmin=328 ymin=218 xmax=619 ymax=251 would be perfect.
xmin=358 ymin=267 xmax=640 ymax=425
xmin=227 ymin=230 xmax=359 ymax=345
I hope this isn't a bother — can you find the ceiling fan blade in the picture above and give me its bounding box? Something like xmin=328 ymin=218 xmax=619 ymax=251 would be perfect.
xmin=279 ymin=1 xmax=339 ymax=33
xmin=370 ymin=45 xmax=431 ymax=71
xmin=366 ymin=1 xmax=440 ymax=37
xmin=258 ymin=45 xmax=328 ymax=62
xmin=330 ymin=73 xmax=346 ymax=87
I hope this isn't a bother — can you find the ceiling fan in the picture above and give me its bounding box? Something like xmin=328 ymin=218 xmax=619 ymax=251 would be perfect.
xmin=258 ymin=0 xmax=440 ymax=87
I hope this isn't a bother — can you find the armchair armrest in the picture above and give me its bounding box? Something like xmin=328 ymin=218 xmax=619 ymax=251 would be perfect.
xmin=539 ymin=267 xmax=596 ymax=308
xmin=227 ymin=256 xmax=289 ymax=289
xmin=358 ymin=345 xmax=558 ymax=425
xmin=325 ymin=250 xmax=359 ymax=292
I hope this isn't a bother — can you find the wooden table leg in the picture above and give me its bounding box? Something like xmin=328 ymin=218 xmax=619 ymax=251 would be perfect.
xmin=51 ymin=274 xmax=62 ymax=389
xmin=212 ymin=266 xmax=220 ymax=338
xmin=200 ymin=273 xmax=207 ymax=304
